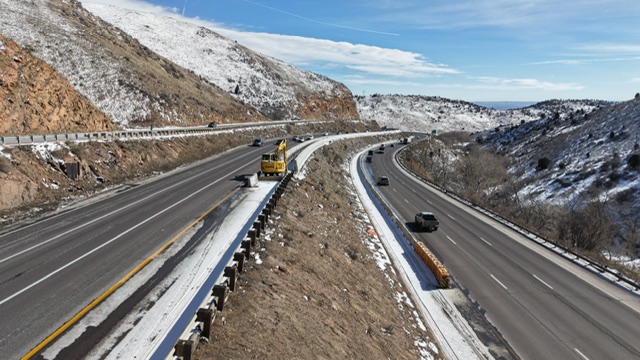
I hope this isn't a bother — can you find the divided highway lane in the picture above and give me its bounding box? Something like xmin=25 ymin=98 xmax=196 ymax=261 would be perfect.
xmin=368 ymin=143 xmax=640 ymax=360
xmin=0 ymin=142 xmax=271 ymax=357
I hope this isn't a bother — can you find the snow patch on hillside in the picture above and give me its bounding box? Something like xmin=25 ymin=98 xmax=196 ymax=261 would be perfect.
xmin=82 ymin=3 xmax=347 ymax=119
xmin=0 ymin=0 xmax=152 ymax=125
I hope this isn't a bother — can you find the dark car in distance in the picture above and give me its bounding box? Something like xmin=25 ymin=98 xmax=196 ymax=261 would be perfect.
xmin=253 ymin=138 xmax=264 ymax=147
xmin=208 ymin=122 xmax=218 ymax=128
xmin=377 ymin=176 xmax=390 ymax=186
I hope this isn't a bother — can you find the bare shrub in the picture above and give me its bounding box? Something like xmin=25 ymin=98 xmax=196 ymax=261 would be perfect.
xmin=556 ymin=197 xmax=613 ymax=252
xmin=0 ymin=157 xmax=12 ymax=173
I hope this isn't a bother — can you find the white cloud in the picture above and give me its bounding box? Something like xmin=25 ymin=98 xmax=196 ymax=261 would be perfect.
xmin=526 ymin=56 xmax=640 ymax=66
xmin=575 ymin=44 xmax=640 ymax=54
xmin=219 ymin=31 xmax=458 ymax=78
xmin=469 ymin=77 xmax=583 ymax=91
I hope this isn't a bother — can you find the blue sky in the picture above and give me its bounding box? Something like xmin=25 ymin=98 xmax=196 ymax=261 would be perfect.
xmin=85 ymin=0 xmax=640 ymax=102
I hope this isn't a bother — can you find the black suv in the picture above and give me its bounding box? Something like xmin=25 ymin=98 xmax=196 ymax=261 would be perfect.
xmin=252 ymin=138 xmax=264 ymax=147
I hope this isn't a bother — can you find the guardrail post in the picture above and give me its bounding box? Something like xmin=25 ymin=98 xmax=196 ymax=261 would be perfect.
xmin=224 ymin=266 xmax=237 ymax=291
xmin=173 ymin=339 xmax=193 ymax=360
xmin=241 ymin=239 xmax=252 ymax=258
xmin=196 ymin=308 xmax=215 ymax=341
xmin=234 ymin=252 xmax=245 ymax=273
xmin=258 ymin=214 xmax=266 ymax=230
xmin=248 ymin=229 xmax=257 ymax=246
xmin=253 ymin=221 xmax=262 ymax=237
xmin=212 ymin=284 xmax=229 ymax=311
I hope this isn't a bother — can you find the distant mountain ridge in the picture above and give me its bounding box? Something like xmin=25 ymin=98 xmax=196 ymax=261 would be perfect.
xmin=354 ymin=94 xmax=611 ymax=133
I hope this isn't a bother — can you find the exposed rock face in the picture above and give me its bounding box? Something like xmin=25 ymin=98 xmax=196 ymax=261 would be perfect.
xmin=0 ymin=35 xmax=117 ymax=135
xmin=295 ymin=86 xmax=359 ymax=120
xmin=0 ymin=172 xmax=39 ymax=211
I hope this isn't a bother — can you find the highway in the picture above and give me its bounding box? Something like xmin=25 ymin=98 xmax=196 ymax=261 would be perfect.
xmin=368 ymin=142 xmax=640 ymax=360
xmin=0 ymin=141 xmax=274 ymax=358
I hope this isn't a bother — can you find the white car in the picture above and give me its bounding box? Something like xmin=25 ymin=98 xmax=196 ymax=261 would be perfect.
xmin=305 ymin=134 xmax=314 ymax=141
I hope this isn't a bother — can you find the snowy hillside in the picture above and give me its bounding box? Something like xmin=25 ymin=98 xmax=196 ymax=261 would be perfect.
xmin=477 ymin=96 xmax=640 ymax=203
xmin=355 ymin=94 xmax=610 ymax=133
xmin=0 ymin=1 xmax=357 ymax=128
xmin=82 ymin=3 xmax=355 ymax=120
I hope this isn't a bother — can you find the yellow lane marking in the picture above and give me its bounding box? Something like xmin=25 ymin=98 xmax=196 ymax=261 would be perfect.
xmin=22 ymin=188 xmax=239 ymax=359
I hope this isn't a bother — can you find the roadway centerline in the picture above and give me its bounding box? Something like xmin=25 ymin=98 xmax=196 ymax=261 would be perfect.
xmin=490 ymin=274 xmax=508 ymax=290
xmin=574 ymin=348 xmax=590 ymax=360
xmin=533 ymin=274 xmax=554 ymax=290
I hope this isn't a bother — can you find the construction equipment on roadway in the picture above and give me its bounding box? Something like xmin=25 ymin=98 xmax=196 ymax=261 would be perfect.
xmin=260 ymin=138 xmax=287 ymax=180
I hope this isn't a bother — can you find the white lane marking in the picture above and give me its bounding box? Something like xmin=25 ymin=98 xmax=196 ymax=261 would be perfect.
xmin=447 ymin=236 xmax=457 ymax=245
xmin=480 ymin=237 xmax=493 ymax=247
xmin=393 ymin=188 xmax=398 ymax=192
xmin=404 ymin=198 xmax=410 ymax=203
xmin=491 ymin=274 xmax=508 ymax=290
xmin=0 ymin=161 xmax=250 ymax=306
xmin=0 ymin=152 xmax=253 ymax=265
xmin=574 ymin=348 xmax=590 ymax=360
xmin=447 ymin=213 xmax=456 ymax=221
xmin=427 ymin=200 xmax=433 ymax=205
xmin=533 ymin=274 xmax=554 ymax=290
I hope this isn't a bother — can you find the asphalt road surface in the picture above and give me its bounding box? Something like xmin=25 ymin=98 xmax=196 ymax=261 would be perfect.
xmin=0 ymin=141 xmax=274 ymax=358
xmin=368 ymin=141 xmax=640 ymax=360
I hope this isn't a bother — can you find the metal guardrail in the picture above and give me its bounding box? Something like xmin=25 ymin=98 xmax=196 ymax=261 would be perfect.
xmin=167 ymin=172 xmax=293 ymax=360
xmin=394 ymin=145 xmax=640 ymax=293
xmin=0 ymin=120 xmax=342 ymax=146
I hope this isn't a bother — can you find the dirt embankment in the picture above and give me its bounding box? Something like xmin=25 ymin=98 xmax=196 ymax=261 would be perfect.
xmin=197 ymin=138 xmax=442 ymax=360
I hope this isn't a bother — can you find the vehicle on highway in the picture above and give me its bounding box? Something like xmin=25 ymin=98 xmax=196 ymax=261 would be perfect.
xmin=415 ymin=212 xmax=439 ymax=232
xmin=208 ymin=122 xmax=218 ymax=128
xmin=368 ymin=150 xmax=375 ymax=156
xmin=275 ymin=138 xmax=285 ymax=145
xmin=261 ymin=139 xmax=287 ymax=176
xmin=323 ymin=132 xmax=329 ymax=136
xmin=377 ymin=176 xmax=390 ymax=186
xmin=305 ymin=134 xmax=314 ymax=141
xmin=252 ymin=138 xmax=264 ymax=147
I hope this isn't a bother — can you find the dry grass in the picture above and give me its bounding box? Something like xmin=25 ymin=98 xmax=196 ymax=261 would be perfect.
xmin=197 ymin=136 xmax=441 ymax=360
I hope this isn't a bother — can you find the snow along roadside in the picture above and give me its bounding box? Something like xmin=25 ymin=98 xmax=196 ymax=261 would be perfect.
xmin=349 ymin=147 xmax=492 ymax=360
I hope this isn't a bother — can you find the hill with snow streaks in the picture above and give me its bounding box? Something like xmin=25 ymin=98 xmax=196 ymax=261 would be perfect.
xmin=355 ymin=94 xmax=610 ymax=133
xmin=82 ymin=3 xmax=358 ymax=121
xmin=477 ymin=96 xmax=640 ymax=203
xmin=0 ymin=0 xmax=357 ymax=130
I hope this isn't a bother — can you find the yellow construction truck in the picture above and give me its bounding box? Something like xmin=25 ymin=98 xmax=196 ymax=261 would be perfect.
xmin=260 ymin=139 xmax=287 ymax=176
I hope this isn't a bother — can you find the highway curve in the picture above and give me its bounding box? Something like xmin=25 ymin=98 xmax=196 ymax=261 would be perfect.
xmin=367 ymin=141 xmax=640 ymax=360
